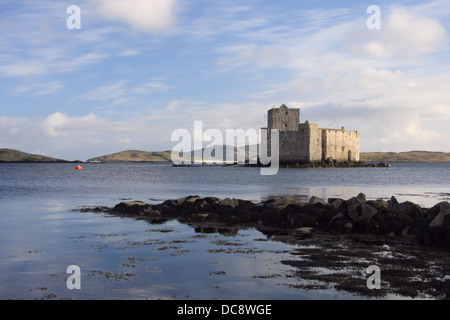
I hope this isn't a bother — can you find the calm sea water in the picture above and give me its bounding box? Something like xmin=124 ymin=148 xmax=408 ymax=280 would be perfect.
xmin=0 ymin=162 xmax=449 ymax=299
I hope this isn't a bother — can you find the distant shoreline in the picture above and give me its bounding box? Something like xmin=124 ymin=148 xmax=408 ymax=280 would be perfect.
xmin=1 ymin=148 xmax=449 ymax=163
xmin=3 ymin=160 xmax=450 ymax=166
xmin=0 ymin=160 xmax=82 ymax=164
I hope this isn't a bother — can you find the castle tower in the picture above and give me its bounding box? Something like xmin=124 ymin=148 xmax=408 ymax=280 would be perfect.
xmin=268 ymin=104 xmax=300 ymax=131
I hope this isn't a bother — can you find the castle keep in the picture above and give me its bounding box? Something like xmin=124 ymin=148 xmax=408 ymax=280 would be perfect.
xmin=264 ymin=104 xmax=360 ymax=164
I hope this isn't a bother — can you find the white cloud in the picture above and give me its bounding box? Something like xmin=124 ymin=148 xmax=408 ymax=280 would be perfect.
xmin=41 ymin=112 xmax=110 ymax=138
xmin=90 ymin=0 xmax=178 ymax=32
xmin=363 ymin=6 xmax=447 ymax=58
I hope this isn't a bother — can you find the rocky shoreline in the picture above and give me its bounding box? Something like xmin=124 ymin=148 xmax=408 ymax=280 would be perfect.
xmin=90 ymin=193 xmax=449 ymax=248
xmin=78 ymin=194 xmax=450 ymax=299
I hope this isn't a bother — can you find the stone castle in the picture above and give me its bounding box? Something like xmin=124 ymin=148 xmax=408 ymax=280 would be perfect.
xmin=264 ymin=104 xmax=360 ymax=164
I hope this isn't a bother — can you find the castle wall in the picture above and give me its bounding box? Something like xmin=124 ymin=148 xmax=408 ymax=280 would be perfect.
xmin=278 ymin=131 xmax=309 ymax=163
xmin=321 ymin=128 xmax=360 ymax=162
xmin=297 ymin=122 xmax=322 ymax=162
xmin=307 ymin=123 xmax=322 ymax=162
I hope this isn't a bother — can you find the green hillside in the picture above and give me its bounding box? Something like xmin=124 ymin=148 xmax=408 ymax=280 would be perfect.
xmin=0 ymin=148 xmax=66 ymax=162
xmin=360 ymin=151 xmax=450 ymax=163
xmin=88 ymin=149 xmax=450 ymax=163
xmin=87 ymin=150 xmax=172 ymax=162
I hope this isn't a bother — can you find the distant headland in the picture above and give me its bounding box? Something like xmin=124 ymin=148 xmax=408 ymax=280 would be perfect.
xmin=0 ymin=148 xmax=74 ymax=163
xmin=1 ymin=148 xmax=449 ymax=163
xmin=88 ymin=149 xmax=449 ymax=164
xmin=361 ymin=151 xmax=450 ymax=163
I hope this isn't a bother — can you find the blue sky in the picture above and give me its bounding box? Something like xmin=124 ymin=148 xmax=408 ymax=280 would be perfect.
xmin=0 ymin=0 xmax=449 ymax=160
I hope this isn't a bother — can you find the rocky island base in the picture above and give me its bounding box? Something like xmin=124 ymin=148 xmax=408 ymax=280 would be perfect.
xmin=78 ymin=194 xmax=450 ymax=299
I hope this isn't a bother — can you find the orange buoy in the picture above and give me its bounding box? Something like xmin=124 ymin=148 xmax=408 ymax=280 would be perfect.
xmin=75 ymin=165 xmax=83 ymax=170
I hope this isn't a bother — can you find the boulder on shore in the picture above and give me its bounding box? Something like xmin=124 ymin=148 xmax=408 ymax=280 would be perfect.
xmin=417 ymin=202 xmax=450 ymax=247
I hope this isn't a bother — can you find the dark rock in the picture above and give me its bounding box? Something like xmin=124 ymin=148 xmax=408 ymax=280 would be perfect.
xmin=261 ymin=208 xmax=285 ymax=228
xmin=269 ymin=196 xmax=299 ymax=209
xmin=395 ymin=212 xmax=414 ymax=225
xmin=347 ymin=193 xmax=368 ymax=222
xmin=353 ymin=219 xmax=379 ymax=234
xmin=287 ymin=213 xmax=318 ymax=228
xmin=280 ymin=204 xmax=304 ymax=216
xmin=328 ymin=213 xmax=353 ymax=233
xmin=399 ymin=201 xmax=423 ymax=220
xmin=237 ymin=199 xmax=258 ymax=209
xmin=417 ymin=202 xmax=450 ymax=247
xmin=178 ymin=195 xmax=202 ymax=205
xmin=177 ymin=195 xmax=203 ymax=216
xmin=328 ymin=198 xmax=348 ymax=215
xmin=356 ymin=193 xmax=367 ymax=203
xmin=219 ymin=198 xmax=240 ymax=208
xmin=360 ymin=203 xmax=378 ymax=221
xmin=427 ymin=202 xmax=450 ymax=228
xmin=215 ymin=198 xmax=240 ymax=217
xmin=328 ymin=198 xmax=345 ymax=210
xmin=309 ymin=196 xmax=328 ymax=206
xmin=386 ymin=200 xmax=423 ymax=227
xmin=155 ymin=204 xmax=179 ymax=217
xmin=386 ymin=201 xmax=421 ymax=236
xmin=387 ymin=196 xmax=401 ymax=215
xmin=281 ymin=202 xmax=335 ymax=227
xmin=161 ymin=199 xmax=179 ymax=209
xmin=234 ymin=206 xmax=261 ymax=223
xmin=192 ymin=197 xmax=220 ymax=213
xmin=111 ymin=201 xmax=151 ymax=215
xmin=305 ymin=203 xmax=336 ymax=227
xmin=366 ymin=199 xmax=388 ymax=213
xmin=379 ymin=220 xmax=404 ymax=236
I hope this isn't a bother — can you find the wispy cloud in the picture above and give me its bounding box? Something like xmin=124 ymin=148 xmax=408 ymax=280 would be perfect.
xmin=88 ymin=0 xmax=179 ymax=33
xmin=72 ymin=79 xmax=174 ymax=105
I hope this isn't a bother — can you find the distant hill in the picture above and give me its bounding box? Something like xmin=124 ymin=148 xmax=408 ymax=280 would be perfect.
xmin=87 ymin=150 xmax=173 ymax=162
xmin=89 ymin=149 xmax=450 ymax=163
xmin=4 ymin=148 xmax=447 ymax=164
xmin=0 ymin=148 xmax=67 ymax=162
xmin=87 ymin=146 xmax=258 ymax=163
xmin=360 ymin=151 xmax=450 ymax=163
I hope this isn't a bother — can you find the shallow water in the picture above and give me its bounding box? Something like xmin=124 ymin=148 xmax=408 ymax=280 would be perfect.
xmin=0 ymin=162 xmax=449 ymax=299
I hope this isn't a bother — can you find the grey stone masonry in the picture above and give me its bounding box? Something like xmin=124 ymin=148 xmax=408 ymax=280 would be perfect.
xmin=265 ymin=104 xmax=360 ymax=164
